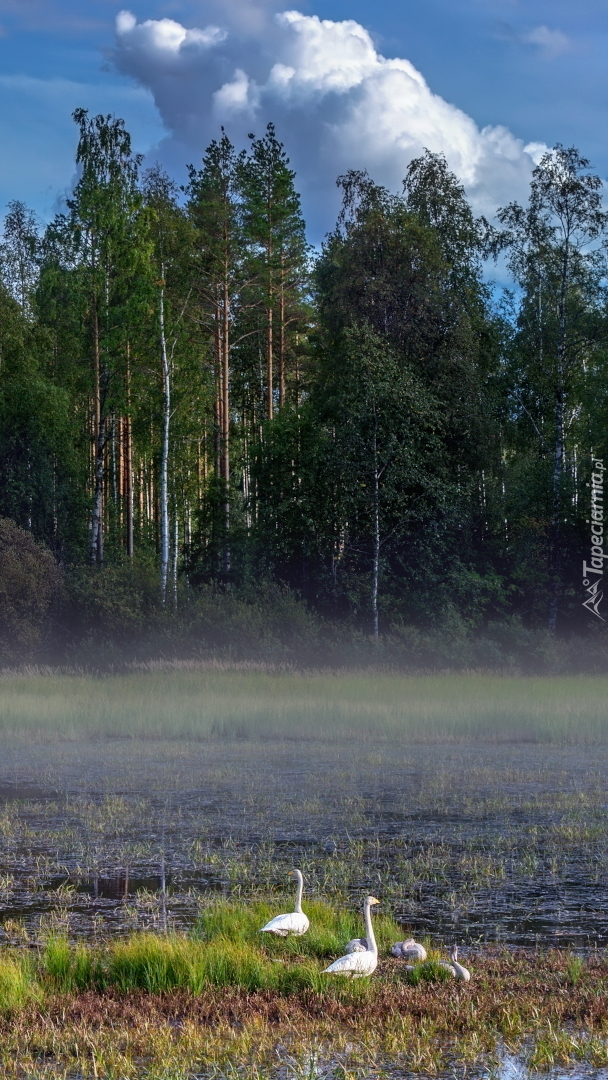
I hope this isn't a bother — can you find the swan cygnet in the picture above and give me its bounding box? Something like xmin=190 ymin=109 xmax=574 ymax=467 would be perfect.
xmin=441 ymin=945 xmax=471 ymax=981
xmin=390 ymin=938 xmax=427 ymax=961
xmin=259 ymin=869 xmax=310 ymax=937
xmin=323 ymin=897 xmax=380 ymax=977
xmin=344 ymin=936 xmax=368 ymax=954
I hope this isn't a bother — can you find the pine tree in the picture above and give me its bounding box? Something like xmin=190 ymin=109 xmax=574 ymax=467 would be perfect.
xmin=64 ymin=109 xmax=147 ymax=565
xmin=238 ymin=123 xmax=308 ymax=417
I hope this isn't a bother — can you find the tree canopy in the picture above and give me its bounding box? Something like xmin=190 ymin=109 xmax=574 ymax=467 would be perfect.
xmin=1 ymin=116 xmax=607 ymax=645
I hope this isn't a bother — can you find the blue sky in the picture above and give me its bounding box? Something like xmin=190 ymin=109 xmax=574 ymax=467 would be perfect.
xmin=0 ymin=0 xmax=605 ymax=235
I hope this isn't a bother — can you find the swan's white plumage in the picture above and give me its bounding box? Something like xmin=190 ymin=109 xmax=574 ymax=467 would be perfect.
xmin=323 ymin=896 xmax=380 ymax=977
xmin=259 ymin=911 xmax=309 ymax=936
xmin=447 ymin=945 xmax=470 ymax=981
xmin=259 ymin=869 xmax=309 ymax=937
xmin=391 ymin=938 xmax=427 ymax=960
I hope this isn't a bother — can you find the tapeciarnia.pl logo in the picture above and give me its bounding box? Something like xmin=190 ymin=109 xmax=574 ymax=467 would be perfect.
xmin=583 ymin=456 xmax=605 ymax=620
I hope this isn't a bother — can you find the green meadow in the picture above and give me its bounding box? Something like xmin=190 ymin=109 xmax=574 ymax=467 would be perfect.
xmin=0 ymin=667 xmax=608 ymax=742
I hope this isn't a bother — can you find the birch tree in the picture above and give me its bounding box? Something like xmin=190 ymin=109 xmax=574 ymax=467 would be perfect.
xmin=495 ymin=146 xmax=608 ymax=628
xmin=315 ymin=325 xmax=438 ymax=637
xmin=143 ymin=167 xmax=191 ymax=603
xmin=0 ymin=201 xmax=40 ymax=317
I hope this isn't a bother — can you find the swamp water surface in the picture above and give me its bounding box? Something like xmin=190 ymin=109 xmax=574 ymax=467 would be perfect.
xmin=1 ymin=737 xmax=607 ymax=949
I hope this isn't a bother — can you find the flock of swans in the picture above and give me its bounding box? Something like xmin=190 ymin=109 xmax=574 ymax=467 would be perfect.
xmin=259 ymin=869 xmax=471 ymax=981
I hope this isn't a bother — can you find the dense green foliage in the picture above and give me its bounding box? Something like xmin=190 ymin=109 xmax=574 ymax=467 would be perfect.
xmin=1 ymin=113 xmax=607 ymax=659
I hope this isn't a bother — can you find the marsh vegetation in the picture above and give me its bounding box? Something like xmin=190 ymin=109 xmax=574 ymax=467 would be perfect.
xmin=1 ymin=668 xmax=608 ymax=1077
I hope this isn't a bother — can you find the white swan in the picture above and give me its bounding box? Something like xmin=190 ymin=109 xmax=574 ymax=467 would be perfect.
xmin=390 ymin=938 xmax=427 ymax=961
xmin=448 ymin=945 xmax=470 ymax=981
xmin=323 ymin=896 xmax=380 ymax=977
xmin=259 ymin=869 xmax=309 ymax=937
xmin=441 ymin=945 xmax=471 ymax=981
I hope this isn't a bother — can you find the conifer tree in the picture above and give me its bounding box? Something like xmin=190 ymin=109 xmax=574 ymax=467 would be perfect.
xmin=238 ymin=123 xmax=308 ymax=416
xmin=64 ymin=109 xmax=146 ymax=565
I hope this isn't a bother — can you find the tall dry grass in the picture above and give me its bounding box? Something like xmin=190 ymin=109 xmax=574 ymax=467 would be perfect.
xmin=0 ymin=669 xmax=607 ymax=743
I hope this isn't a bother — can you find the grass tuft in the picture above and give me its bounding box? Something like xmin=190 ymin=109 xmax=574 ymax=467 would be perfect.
xmin=400 ymin=959 xmax=454 ymax=986
xmin=0 ymin=954 xmax=39 ymax=1013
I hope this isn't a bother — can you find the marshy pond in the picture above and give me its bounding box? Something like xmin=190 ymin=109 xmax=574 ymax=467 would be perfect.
xmin=1 ymin=735 xmax=607 ymax=948
xmin=2 ymin=669 xmax=608 ymax=1080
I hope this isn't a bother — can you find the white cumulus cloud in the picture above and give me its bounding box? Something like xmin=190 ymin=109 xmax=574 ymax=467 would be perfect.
xmin=113 ymin=7 xmax=545 ymax=237
xmin=116 ymin=9 xmax=226 ymax=59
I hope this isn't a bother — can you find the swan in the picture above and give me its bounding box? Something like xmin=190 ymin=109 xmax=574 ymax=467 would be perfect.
xmin=259 ymin=869 xmax=309 ymax=936
xmin=344 ymin=936 xmax=368 ymax=953
xmin=448 ymin=945 xmax=470 ymax=981
xmin=390 ymin=938 xmax=427 ymax=961
xmin=441 ymin=945 xmax=471 ymax=981
xmin=323 ymin=896 xmax=380 ymax=977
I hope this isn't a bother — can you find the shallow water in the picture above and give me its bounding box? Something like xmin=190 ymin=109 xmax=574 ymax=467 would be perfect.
xmin=0 ymin=738 xmax=607 ymax=947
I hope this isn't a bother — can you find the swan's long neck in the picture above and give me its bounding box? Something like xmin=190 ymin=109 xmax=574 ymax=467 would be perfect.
xmin=293 ymin=872 xmax=303 ymax=913
xmin=364 ymin=900 xmax=377 ymax=954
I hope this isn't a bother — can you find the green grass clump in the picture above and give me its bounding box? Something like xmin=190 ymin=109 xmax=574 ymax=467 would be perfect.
xmin=108 ymin=934 xmax=273 ymax=993
xmin=0 ymin=954 xmax=39 ymax=1013
xmin=15 ymin=901 xmax=410 ymax=1000
xmin=401 ymin=959 xmax=454 ymax=986
xmin=195 ymin=899 xmax=403 ymax=961
xmin=43 ymin=937 xmax=102 ymax=993
xmin=43 ymin=932 xmax=326 ymax=995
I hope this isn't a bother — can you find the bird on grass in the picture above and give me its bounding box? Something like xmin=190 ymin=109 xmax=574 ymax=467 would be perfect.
xmin=323 ymin=896 xmax=380 ymax=977
xmin=441 ymin=945 xmax=471 ymax=981
xmin=259 ymin=869 xmax=309 ymax=937
xmin=390 ymin=938 xmax=427 ymax=961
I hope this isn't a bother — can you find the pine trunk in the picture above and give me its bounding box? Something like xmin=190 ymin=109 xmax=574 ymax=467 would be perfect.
xmin=89 ymin=304 xmax=104 ymax=565
xmin=222 ymin=276 xmax=230 ymax=574
xmin=159 ymin=275 xmax=170 ymax=604
xmin=371 ymin=427 xmax=380 ymax=641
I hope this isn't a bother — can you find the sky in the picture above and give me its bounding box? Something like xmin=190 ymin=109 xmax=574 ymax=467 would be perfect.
xmin=0 ymin=0 xmax=606 ymax=240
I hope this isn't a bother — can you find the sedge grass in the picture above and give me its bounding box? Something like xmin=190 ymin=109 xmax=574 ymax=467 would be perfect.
xmin=195 ymin=899 xmax=403 ymax=960
xmin=0 ymin=670 xmax=608 ymax=743
xmin=0 ymin=953 xmax=39 ymax=1013
xmin=0 ymin=899 xmax=412 ymax=1003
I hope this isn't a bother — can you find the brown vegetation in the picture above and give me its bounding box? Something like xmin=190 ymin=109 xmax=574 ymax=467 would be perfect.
xmin=1 ymin=950 xmax=607 ymax=1078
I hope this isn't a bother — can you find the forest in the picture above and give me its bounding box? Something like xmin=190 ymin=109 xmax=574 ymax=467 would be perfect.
xmin=1 ymin=109 xmax=608 ymax=669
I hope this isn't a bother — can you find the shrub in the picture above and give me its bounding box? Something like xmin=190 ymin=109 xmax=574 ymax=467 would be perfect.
xmin=0 ymin=516 xmax=61 ymax=660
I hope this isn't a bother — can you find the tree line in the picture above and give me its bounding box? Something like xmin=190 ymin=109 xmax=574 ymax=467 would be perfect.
xmin=1 ymin=109 xmax=607 ymax=650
